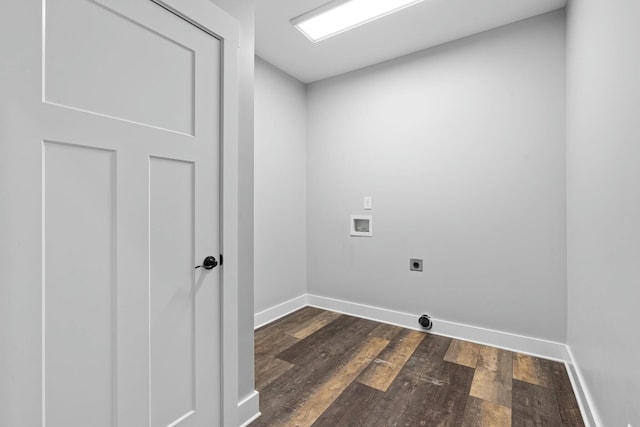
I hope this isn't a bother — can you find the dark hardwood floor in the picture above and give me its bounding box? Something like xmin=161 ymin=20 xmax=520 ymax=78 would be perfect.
xmin=250 ymin=307 xmax=584 ymax=427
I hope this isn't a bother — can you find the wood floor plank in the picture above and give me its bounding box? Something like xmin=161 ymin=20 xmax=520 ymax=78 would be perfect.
xmin=393 ymin=360 xmax=474 ymax=427
xmin=469 ymin=345 xmax=513 ymax=408
xmin=444 ymin=339 xmax=482 ymax=369
xmin=286 ymin=310 xmax=342 ymax=339
xmin=255 ymin=306 xmax=323 ymax=337
xmin=253 ymin=317 xmax=381 ymax=426
xmin=368 ymin=322 xmax=404 ymax=341
xmin=546 ymin=359 xmax=586 ymax=427
xmin=357 ymin=333 xmax=473 ymax=427
xmin=282 ymin=336 xmax=390 ymax=427
xmin=277 ymin=315 xmax=378 ymax=367
xmin=357 ymin=329 xmax=424 ymax=392
xmin=512 ymin=379 xmax=563 ymax=427
xmin=255 ymin=331 xmax=299 ymax=359
xmin=255 ymin=356 xmax=294 ymax=390
xmin=312 ymin=382 xmax=383 ymax=427
xmin=255 ymin=306 xmax=322 ymax=351
xmin=513 ymin=352 xmax=554 ymax=389
xmin=252 ymin=365 xmax=314 ymax=426
xmin=461 ymin=396 xmax=511 ymax=427
xmin=398 ymin=333 xmax=454 ymax=386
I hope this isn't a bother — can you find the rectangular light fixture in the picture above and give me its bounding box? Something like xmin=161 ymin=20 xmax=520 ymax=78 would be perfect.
xmin=291 ymin=0 xmax=425 ymax=43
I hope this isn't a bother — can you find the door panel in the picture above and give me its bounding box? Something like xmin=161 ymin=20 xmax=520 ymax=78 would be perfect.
xmin=45 ymin=0 xmax=197 ymax=135
xmin=149 ymin=157 xmax=196 ymax=427
xmin=44 ymin=141 xmax=117 ymax=427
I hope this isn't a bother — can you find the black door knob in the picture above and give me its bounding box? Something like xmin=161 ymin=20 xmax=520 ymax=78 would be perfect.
xmin=195 ymin=256 xmax=218 ymax=270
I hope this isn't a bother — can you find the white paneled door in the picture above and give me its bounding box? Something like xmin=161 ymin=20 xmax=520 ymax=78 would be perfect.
xmin=0 ymin=0 xmax=238 ymax=426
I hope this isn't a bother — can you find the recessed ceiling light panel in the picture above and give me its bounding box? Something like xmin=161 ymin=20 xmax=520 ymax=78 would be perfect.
xmin=291 ymin=0 xmax=425 ymax=43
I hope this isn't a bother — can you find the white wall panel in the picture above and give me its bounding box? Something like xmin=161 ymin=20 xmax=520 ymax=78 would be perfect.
xmin=306 ymin=11 xmax=567 ymax=342
xmin=566 ymin=0 xmax=640 ymax=424
xmin=254 ymin=57 xmax=307 ymax=314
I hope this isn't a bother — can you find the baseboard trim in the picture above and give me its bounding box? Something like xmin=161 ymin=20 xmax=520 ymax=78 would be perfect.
xmin=238 ymin=390 xmax=260 ymax=427
xmin=306 ymin=294 xmax=570 ymax=362
xmin=565 ymin=346 xmax=603 ymax=427
xmin=254 ymin=294 xmax=308 ymax=329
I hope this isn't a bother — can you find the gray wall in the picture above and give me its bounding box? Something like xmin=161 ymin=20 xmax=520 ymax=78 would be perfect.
xmin=208 ymin=0 xmax=256 ymax=403
xmin=566 ymin=0 xmax=640 ymax=425
xmin=254 ymin=57 xmax=308 ymax=313
xmin=306 ymin=11 xmax=567 ymax=342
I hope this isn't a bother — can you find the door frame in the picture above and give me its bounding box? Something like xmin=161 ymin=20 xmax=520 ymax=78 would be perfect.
xmin=152 ymin=1 xmax=241 ymax=425
xmin=0 ymin=0 xmax=240 ymax=425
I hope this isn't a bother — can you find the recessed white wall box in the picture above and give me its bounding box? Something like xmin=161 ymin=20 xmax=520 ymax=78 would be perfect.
xmin=350 ymin=215 xmax=372 ymax=237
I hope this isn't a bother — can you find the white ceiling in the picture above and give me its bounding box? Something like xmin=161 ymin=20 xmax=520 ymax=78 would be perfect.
xmin=256 ymin=0 xmax=566 ymax=83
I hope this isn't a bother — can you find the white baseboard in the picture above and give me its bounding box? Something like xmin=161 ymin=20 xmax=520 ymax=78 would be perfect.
xmin=238 ymin=390 xmax=260 ymax=427
xmin=565 ymin=346 xmax=603 ymax=427
xmin=306 ymin=294 xmax=570 ymax=362
xmin=254 ymin=294 xmax=308 ymax=329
